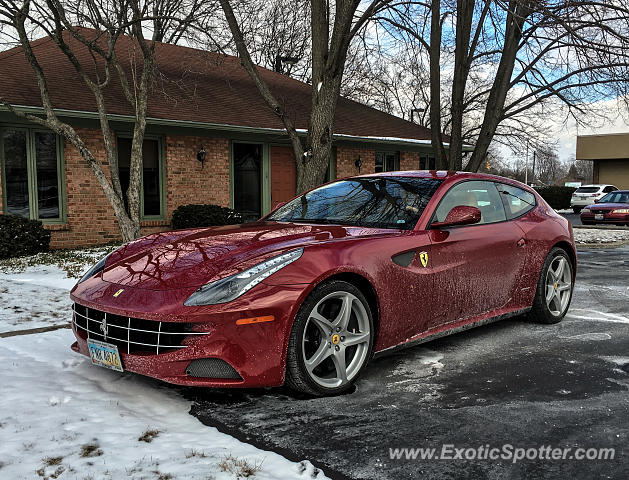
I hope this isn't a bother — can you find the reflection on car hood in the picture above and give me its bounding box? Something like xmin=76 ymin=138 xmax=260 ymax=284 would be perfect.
xmin=101 ymin=221 xmax=391 ymax=290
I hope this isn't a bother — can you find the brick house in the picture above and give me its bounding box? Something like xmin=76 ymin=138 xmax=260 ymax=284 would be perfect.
xmin=0 ymin=30 xmax=458 ymax=248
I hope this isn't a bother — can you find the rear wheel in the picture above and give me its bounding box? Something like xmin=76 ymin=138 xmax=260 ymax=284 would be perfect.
xmin=285 ymin=280 xmax=374 ymax=396
xmin=529 ymin=248 xmax=574 ymax=324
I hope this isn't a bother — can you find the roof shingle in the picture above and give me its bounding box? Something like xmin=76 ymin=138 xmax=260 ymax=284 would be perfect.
xmin=0 ymin=28 xmax=436 ymax=142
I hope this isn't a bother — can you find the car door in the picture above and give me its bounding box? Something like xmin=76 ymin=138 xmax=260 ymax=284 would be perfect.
xmin=426 ymin=180 xmax=527 ymax=330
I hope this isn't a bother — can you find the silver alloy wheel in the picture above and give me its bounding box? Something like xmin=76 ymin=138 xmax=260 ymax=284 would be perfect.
xmin=545 ymin=255 xmax=573 ymax=317
xmin=302 ymin=291 xmax=371 ymax=388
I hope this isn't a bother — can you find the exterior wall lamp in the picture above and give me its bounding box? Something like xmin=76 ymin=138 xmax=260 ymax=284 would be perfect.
xmin=197 ymin=146 xmax=206 ymax=169
xmin=355 ymin=155 xmax=362 ymax=173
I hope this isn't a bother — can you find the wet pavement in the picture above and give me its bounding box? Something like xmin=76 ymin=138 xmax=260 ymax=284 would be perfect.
xmin=186 ymin=246 xmax=629 ymax=479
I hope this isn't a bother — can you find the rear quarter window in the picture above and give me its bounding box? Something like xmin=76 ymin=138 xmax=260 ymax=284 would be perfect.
xmin=497 ymin=184 xmax=536 ymax=219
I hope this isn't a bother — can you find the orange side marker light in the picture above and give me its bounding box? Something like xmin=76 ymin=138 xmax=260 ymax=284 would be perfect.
xmin=236 ymin=315 xmax=275 ymax=326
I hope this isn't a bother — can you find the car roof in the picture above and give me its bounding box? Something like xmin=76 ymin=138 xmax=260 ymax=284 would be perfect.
xmin=356 ymin=170 xmax=507 ymax=181
xmin=578 ymin=184 xmax=616 ymax=188
xmin=353 ymin=170 xmax=532 ymax=189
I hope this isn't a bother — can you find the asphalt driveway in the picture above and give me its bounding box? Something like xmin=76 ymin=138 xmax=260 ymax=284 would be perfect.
xmin=187 ymin=246 xmax=629 ymax=479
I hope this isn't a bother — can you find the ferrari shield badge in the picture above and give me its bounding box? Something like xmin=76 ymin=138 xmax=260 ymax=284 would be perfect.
xmin=419 ymin=251 xmax=429 ymax=268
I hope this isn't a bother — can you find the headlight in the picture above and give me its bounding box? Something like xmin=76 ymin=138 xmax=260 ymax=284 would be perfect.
xmin=78 ymin=255 xmax=109 ymax=284
xmin=184 ymin=248 xmax=304 ymax=306
xmin=613 ymin=209 xmax=629 ymax=214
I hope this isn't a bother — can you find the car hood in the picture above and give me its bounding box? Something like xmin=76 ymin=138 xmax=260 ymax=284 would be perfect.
xmin=101 ymin=221 xmax=392 ymax=290
xmin=585 ymin=203 xmax=629 ymax=210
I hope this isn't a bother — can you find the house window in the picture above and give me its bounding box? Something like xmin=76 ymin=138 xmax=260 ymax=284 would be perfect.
xmin=1 ymin=127 xmax=64 ymax=222
xmin=420 ymin=155 xmax=436 ymax=170
xmin=375 ymin=152 xmax=399 ymax=172
xmin=117 ymin=137 xmax=165 ymax=219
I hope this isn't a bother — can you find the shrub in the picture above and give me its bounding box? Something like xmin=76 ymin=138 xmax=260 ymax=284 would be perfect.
xmin=0 ymin=215 xmax=51 ymax=259
xmin=534 ymin=186 xmax=577 ymax=209
xmin=171 ymin=204 xmax=244 ymax=230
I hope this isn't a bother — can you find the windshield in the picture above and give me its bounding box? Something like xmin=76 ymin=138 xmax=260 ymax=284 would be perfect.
xmin=267 ymin=177 xmax=442 ymax=230
xmin=598 ymin=191 xmax=629 ymax=204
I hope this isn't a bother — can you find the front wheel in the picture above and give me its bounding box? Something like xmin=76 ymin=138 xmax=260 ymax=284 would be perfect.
xmin=529 ymin=248 xmax=574 ymax=324
xmin=572 ymin=207 xmax=582 ymax=214
xmin=285 ymin=280 xmax=374 ymax=396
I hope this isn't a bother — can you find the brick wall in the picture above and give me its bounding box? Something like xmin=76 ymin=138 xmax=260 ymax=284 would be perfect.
xmin=165 ymin=135 xmax=230 ymax=218
xmin=400 ymin=151 xmax=419 ymax=170
xmin=41 ymin=129 xmax=229 ymax=249
xmin=335 ymin=147 xmax=422 ymax=178
xmin=1 ymin=131 xmax=428 ymax=249
xmin=336 ymin=147 xmax=376 ymax=178
xmin=49 ymin=128 xmax=120 ymax=248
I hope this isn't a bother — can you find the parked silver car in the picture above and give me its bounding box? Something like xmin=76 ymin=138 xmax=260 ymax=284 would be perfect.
xmin=570 ymin=184 xmax=618 ymax=213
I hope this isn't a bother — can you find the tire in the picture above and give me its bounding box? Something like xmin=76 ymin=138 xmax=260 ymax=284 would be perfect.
xmin=572 ymin=207 xmax=582 ymax=214
xmin=528 ymin=247 xmax=574 ymax=324
xmin=285 ymin=280 xmax=374 ymax=396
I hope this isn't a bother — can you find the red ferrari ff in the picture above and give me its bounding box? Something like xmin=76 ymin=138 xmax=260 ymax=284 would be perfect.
xmin=71 ymin=171 xmax=576 ymax=396
xmin=580 ymin=190 xmax=629 ymax=226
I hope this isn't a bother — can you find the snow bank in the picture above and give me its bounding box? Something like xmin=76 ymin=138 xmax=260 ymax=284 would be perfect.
xmin=0 ymin=265 xmax=75 ymax=333
xmin=0 ymin=329 xmax=326 ymax=480
xmin=0 ymin=258 xmax=327 ymax=479
xmin=573 ymin=228 xmax=629 ymax=245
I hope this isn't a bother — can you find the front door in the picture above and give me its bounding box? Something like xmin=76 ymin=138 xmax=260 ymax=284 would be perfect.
xmin=233 ymin=143 xmax=263 ymax=221
xmin=270 ymin=146 xmax=296 ymax=207
xmin=426 ymin=180 xmax=526 ymax=329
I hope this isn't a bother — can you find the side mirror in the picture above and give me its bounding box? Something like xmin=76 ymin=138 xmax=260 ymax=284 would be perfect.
xmin=273 ymin=201 xmax=287 ymax=210
xmin=431 ymin=205 xmax=481 ymax=229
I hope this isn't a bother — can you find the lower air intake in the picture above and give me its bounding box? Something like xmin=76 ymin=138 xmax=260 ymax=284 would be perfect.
xmin=185 ymin=358 xmax=241 ymax=379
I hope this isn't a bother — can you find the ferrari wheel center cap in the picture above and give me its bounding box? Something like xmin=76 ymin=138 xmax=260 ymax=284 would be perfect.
xmin=554 ymin=282 xmax=558 ymax=290
xmin=331 ymin=334 xmax=340 ymax=345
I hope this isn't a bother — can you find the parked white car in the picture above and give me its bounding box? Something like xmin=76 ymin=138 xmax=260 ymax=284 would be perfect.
xmin=570 ymin=184 xmax=618 ymax=213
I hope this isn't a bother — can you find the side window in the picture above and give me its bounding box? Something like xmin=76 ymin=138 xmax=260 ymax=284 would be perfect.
xmin=604 ymin=186 xmax=616 ymax=193
xmin=433 ymin=180 xmax=507 ymax=225
xmin=497 ymin=183 xmax=536 ymax=219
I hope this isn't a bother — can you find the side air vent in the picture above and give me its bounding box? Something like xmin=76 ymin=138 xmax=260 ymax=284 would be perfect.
xmin=392 ymin=251 xmax=415 ymax=267
xmin=185 ymin=358 xmax=242 ymax=379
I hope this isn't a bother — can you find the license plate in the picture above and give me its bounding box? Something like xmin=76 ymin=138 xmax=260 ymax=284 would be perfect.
xmin=88 ymin=340 xmax=123 ymax=372
xmin=595 ymin=214 xmax=604 ymax=220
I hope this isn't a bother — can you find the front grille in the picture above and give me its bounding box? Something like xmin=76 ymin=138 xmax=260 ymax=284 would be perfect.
xmin=72 ymin=303 xmax=209 ymax=355
xmin=591 ymin=210 xmax=607 ymax=215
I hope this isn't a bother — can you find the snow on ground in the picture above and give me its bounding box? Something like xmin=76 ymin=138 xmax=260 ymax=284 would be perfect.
xmin=0 ymin=265 xmax=75 ymax=333
xmin=0 ymin=259 xmax=327 ymax=480
xmin=0 ymin=330 xmax=325 ymax=480
xmin=573 ymin=227 xmax=629 ymax=244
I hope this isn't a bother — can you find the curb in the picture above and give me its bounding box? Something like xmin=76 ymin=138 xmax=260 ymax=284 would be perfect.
xmin=0 ymin=323 xmax=71 ymax=338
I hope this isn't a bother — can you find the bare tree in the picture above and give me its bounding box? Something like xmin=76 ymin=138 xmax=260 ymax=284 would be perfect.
xmin=0 ymin=0 xmax=209 ymax=241
xmin=374 ymin=0 xmax=629 ymax=171
xmin=533 ymin=145 xmax=565 ymax=185
xmin=216 ymin=0 xmax=393 ymax=192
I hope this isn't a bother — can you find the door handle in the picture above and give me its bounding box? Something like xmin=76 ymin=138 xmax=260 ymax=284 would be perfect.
xmin=517 ymin=238 xmax=526 ymax=247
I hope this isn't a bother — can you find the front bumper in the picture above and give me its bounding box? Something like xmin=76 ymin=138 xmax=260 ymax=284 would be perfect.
xmin=70 ymin=279 xmax=309 ymax=388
